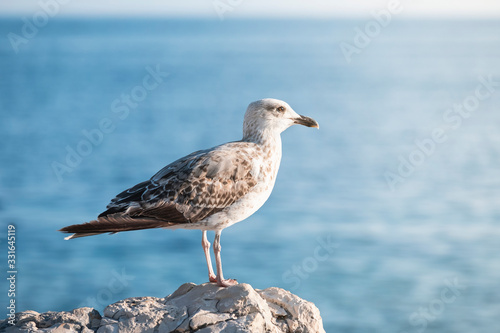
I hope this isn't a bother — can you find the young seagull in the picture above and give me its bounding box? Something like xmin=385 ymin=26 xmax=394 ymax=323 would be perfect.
xmin=60 ymin=98 xmax=319 ymax=287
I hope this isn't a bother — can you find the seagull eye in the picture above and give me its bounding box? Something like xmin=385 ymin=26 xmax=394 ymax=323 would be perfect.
xmin=276 ymin=106 xmax=285 ymax=113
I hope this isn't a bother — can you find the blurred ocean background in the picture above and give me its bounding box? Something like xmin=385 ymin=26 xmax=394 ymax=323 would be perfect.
xmin=1 ymin=18 xmax=500 ymax=332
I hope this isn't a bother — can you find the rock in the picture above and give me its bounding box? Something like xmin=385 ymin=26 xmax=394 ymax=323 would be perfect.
xmin=0 ymin=307 xmax=101 ymax=333
xmin=1 ymin=283 xmax=325 ymax=333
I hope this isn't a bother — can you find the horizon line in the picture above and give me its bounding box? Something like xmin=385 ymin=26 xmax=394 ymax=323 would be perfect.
xmin=1 ymin=13 xmax=500 ymax=20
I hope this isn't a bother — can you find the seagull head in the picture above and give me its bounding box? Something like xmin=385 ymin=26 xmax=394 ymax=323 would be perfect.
xmin=243 ymin=98 xmax=319 ymax=140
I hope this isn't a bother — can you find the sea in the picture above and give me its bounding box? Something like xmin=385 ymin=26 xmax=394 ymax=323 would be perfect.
xmin=1 ymin=17 xmax=499 ymax=332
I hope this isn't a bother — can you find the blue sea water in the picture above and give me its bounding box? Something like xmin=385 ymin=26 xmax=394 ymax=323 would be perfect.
xmin=1 ymin=18 xmax=500 ymax=332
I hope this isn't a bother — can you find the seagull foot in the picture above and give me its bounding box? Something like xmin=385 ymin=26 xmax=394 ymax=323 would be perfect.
xmin=216 ymin=278 xmax=238 ymax=287
xmin=209 ymin=275 xmax=217 ymax=283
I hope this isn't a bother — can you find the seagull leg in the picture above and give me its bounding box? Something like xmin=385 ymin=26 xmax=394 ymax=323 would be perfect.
xmin=202 ymin=231 xmax=217 ymax=283
xmin=213 ymin=230 xmax=238 ymax=287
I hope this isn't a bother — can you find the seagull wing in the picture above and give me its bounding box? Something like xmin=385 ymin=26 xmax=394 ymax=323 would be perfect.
xmin=105 ymin=142 xmax=260 ymax=223
xmin=60 ymin=142 xmax=261 ymax=237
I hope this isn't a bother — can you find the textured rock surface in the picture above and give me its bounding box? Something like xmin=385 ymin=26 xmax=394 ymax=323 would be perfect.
xmin=1 ymin=283 xmax=325 ymax=332
xmin=0 ymin=307 xmax=102 ymax=333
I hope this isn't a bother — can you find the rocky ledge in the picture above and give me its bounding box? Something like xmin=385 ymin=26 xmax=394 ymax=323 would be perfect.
xmin=1 ymin=282 xmax=325 ymax=333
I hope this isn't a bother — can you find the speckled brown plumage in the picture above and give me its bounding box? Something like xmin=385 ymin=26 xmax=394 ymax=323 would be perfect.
xmin=60 ymin=142 xmax=265 ymax=236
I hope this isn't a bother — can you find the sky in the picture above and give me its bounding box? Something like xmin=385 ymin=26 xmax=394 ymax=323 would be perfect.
xmin=1 ymin=0 xmax=500 ymax=18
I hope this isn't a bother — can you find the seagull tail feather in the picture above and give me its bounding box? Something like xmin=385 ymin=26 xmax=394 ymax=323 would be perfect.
xmin=59 ymin=214 xmax=175 ymax=240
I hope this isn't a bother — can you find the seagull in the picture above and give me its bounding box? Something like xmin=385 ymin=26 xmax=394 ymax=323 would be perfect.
xmin=59 ymin=98 xmax=319 ymax=287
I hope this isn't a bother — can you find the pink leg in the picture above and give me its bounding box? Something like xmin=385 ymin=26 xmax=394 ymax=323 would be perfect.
xmin=202 ymin=231 xmax=217 ymax=283
xmin=213 ymin=230 xmax=238 ymax=287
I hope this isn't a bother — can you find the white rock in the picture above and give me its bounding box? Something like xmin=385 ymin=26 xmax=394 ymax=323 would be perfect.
xmin=1 ymin=308 xmax=102 ymax=333
xmin=1 ymin=283 xmax=325 ymax=333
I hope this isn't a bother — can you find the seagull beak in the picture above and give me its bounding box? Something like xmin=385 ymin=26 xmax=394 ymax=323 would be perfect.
xmin=294 ymin=115 xmax=319 ymax=129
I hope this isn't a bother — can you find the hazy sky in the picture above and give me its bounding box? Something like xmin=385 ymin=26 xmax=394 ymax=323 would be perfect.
xmin=1 ymin=0 xmax=500 ymax=18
